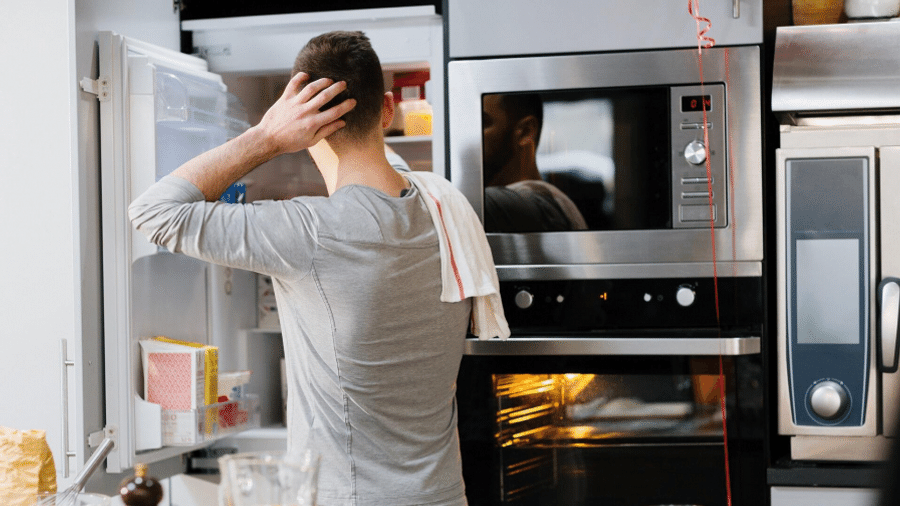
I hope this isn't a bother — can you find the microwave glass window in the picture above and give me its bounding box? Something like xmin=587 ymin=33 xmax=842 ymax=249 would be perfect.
xmin=481 ymin=89 xmax=672 ymax=233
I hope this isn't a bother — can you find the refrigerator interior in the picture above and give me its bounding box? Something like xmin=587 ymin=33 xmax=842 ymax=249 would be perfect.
xmin=221 ymin=67 xmax=435 ymax=204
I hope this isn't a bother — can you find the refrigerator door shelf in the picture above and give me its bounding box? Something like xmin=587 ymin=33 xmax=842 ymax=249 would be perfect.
xmin=98 ymin=31 xmax=253 ymax=473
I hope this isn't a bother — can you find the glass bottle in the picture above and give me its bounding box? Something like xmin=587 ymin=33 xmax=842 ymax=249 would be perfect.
xmin=118 ymin=463 xmax=163 ymax=506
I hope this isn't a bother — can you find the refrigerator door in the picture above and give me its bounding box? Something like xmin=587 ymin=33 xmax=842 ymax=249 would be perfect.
xmin=97 ymin=31 xmax=252 ymax=472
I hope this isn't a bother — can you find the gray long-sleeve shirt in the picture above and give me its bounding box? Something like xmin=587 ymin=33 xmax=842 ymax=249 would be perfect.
xmin=129 ymin=161 xmax=472 ymax=506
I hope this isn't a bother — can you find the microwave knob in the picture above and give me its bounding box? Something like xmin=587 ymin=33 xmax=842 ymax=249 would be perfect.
xmin=514 ymin=290 xmax=535 ymax=309
xmin=808 ymin=380 xmax=850 ymax=420
xmin=684 ymin=140 xmax=707 ymax=165
xmin=676 ymin=286 xmax=695 ymax=307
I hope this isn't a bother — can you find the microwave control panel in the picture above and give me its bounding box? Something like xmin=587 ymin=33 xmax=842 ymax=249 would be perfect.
xmin=670 ymin=84 xmax=727 ymax=230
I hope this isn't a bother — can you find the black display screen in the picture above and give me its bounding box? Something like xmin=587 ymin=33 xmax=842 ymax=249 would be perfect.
xmin=681 ymin=95 xmax=712 ymax=112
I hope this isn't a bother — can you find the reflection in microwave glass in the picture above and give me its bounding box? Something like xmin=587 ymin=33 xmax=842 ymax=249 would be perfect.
xmin=481 ymin=90 xmax=671 ymax=233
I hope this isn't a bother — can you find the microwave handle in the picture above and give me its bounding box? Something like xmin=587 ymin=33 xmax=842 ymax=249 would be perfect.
xmin=879 ymin=278 xmax=900 ymax=373
xmin=733 ymin=0 xmax=740 ymax=18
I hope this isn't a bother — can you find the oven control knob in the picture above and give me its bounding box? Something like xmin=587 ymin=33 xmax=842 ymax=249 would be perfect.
xmin=684 ymin=140 xmax=707 ymax=165
xmin=676 ymin=287 xmax=695 ymax=307
xmin=514 ymin=290 xmax=534 ymax=309
xmin=808 ymin=380 xmax=850 ymax=420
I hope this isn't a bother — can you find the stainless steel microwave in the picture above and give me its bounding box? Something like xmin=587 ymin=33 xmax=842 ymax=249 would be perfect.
xmin=447 ymin=46 xmax=763 ymax=281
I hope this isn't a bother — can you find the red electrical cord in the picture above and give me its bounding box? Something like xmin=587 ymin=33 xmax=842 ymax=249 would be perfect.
xmin=688 ymin=1 xmax=733 ymax=505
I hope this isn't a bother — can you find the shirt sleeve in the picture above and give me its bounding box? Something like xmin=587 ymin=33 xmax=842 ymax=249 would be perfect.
xmin=128 ymin=175 xmax=318 ymax=280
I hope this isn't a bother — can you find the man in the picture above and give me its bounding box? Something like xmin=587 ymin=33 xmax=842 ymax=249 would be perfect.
xmin=481 ymin=93 xmax=588 ymax=232
xmin=130 ymin=31 xmax=491 ymax=506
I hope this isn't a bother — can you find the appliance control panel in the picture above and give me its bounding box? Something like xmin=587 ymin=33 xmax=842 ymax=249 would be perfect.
xmin=500 ymin=277 xmax=762 ymax=333
xmin=670 ymin=84 xmax=727 ymax=230
xmin=784 ymin=156 xmax=871 ymax=427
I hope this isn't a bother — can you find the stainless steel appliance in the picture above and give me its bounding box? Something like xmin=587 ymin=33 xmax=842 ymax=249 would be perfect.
xmin=774 ymin=21 xmax=900 ymax=462
xmin=457 ymin=353 xmax=765 ymax=506
xmin=448 ymin=45 xmax=764 ymax=281
xmin=445 ymin=3 xmax=767 ymax=504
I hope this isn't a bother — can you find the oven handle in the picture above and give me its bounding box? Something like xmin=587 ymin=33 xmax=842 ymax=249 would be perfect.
xmin=879 ymin=278 xmax=900 ymax=373
xmin=464 ymin=336 xmax=760 ymax=356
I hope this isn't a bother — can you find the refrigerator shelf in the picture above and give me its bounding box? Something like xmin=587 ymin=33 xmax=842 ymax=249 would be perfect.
xmin=162 ymin=394 xmax=261 ymax=446
xmin=138 ymin=394 xmax=261 ymax=451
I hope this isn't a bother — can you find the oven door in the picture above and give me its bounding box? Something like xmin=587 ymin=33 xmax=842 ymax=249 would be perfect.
xmin=456 ymin=344 xmax=764 ymax=506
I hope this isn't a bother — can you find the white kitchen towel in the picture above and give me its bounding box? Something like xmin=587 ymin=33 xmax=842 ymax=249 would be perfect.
xmin=404 ymin=171 xmax=510 ymax=340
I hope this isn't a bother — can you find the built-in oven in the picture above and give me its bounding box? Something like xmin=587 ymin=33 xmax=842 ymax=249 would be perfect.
xmin=773 ymin=21 xmax=900 ymax=463
xmin=447 ymin=42 xmax=766 ymax=506
xmin=444 ymin=4 xmax=767 ymax=504
xmin=457 ymin=350 xmax=765 ymax=506
xmin=455 ymin=263 xmax=765 ymax=506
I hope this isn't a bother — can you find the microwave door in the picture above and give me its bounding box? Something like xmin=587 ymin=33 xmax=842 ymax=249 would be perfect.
xmin=96 ymin=31 xmax=253 ymax=473
xmin=880 ymin=146 xmax=900 ymax=437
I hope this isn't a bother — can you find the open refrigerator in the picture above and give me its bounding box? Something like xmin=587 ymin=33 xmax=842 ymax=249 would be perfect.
xmin=91 ymin=7 xmax=443 ymax=474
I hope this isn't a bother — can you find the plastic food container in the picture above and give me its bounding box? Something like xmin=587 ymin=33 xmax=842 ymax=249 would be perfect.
xmin=218 ymin=370 xmax=252 ymax=400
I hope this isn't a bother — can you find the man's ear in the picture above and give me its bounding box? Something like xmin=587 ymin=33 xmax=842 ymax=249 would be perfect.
xmin=514 ymin=115 xmax=540 ymax=147
xmin=381 ymin=91 xmax=395 ymax=129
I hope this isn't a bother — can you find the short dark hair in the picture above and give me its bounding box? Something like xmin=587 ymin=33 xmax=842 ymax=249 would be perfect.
xmin=291 ymin=31 xmax=384 ymax=141
xmin=500 ymin=94 xmax=544 ymax=143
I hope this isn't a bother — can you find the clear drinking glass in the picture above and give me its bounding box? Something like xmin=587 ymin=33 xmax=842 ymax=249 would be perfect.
xmin=218 ymin=450 xmax=319 ymax=506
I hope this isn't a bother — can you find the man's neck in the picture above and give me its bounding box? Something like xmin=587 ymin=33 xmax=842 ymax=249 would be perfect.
xmin=312 ymin=140 xmax=408 ymax=197
xmin=491 ymin=155 xmax=542 ymax=187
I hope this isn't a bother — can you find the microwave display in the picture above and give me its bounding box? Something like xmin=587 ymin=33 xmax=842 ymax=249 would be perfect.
xmin=682 ymin=94 xmax=713 ymax=112
xmin=480 ymin=84 xmax=727 ymax=234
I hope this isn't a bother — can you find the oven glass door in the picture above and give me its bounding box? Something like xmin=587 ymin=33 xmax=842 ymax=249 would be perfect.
xmin=457 ymin=354 xmax=764 ymax=506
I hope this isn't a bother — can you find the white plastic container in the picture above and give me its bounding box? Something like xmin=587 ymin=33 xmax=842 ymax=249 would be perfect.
xmin=845 ymin=0 xmax=900 ymax=18
xmin=219 ymin=370 xmax=252 ymax=399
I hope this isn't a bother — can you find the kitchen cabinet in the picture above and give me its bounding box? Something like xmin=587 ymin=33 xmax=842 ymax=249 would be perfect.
xmin=446 ymin=0 xmax=763 ymax=58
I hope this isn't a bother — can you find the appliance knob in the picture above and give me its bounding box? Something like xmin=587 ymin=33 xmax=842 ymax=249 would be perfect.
xmin=676 ymin=286 xmax=696 ymax=307
xmin=808 ymin=380 xmax=850 ymax=420
xmin=514 ymin=290 xmax=534 ymax=309
xmin=684 ymin=140 xmax=707 ymax=165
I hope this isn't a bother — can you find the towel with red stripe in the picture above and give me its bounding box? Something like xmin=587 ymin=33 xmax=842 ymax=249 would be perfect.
xmin=405 ymin=171 xmax=510 ymax=340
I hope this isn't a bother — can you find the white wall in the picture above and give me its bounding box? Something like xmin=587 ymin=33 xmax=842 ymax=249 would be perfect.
xmin=0 ymin=0 xmax=179 ymax=493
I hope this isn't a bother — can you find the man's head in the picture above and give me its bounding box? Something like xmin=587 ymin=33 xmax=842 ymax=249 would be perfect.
xmin=482 ymin=93 xmax=544 ymax=186
xmin=292 ymin=31 xmax=385 ymax=143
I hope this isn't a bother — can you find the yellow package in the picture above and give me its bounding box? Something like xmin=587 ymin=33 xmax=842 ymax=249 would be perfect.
xmin=0 ymin=426 xmax=57 ymax=506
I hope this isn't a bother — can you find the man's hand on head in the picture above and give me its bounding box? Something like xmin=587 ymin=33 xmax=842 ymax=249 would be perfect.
xmin=256 ymin=72 xmax=357 ymax=157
